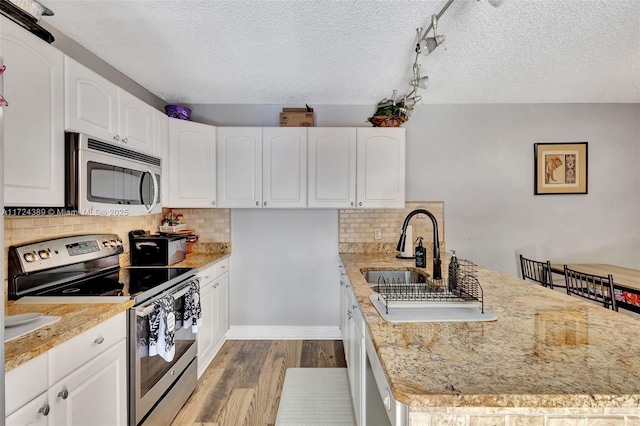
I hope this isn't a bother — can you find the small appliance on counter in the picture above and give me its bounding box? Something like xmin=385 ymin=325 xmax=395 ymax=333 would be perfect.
xmin=129 ymin=229 xmax=187 ymax=266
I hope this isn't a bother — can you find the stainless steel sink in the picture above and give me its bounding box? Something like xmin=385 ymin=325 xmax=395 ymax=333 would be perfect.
xmin=362 ymin=269 xmax=429 ymax=286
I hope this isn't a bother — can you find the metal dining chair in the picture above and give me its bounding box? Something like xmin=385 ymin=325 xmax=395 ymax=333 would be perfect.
xmin=519 ymin=255 xmax=553 ymax=287
xmin=563 ymin=265 xmax=618 ymax=311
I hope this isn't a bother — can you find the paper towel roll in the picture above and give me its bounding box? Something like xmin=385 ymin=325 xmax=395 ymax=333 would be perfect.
xmin=401 ymin=225 xmax=413 ymax=257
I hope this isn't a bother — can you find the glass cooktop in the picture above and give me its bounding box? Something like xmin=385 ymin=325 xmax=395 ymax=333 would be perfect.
xmin=34 ymin=267 xmax=195 ymax=299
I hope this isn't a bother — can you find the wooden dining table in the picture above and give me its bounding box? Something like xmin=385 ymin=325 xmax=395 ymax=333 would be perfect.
xmin=550 ymin=263 xmax=640 ymax=312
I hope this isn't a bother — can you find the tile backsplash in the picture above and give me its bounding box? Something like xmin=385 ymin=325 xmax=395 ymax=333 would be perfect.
xmin=338 ymin=201 xmax=445 ymax=254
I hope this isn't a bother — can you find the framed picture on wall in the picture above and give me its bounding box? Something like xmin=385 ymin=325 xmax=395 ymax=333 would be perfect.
xmin=534 ymin=142 xmax=588 ymax=195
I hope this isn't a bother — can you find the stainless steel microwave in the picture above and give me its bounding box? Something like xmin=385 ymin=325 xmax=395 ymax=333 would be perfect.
xmin=65 ymin=132 xmax=161 ymax=216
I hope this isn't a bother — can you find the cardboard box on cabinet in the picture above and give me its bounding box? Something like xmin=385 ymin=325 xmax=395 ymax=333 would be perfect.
xmin=279 ymin=107 xmax=314 ymax=127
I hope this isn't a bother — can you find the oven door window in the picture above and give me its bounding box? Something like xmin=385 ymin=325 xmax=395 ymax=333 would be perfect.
xmin=136 ymin=291 xmax=196 ymax=400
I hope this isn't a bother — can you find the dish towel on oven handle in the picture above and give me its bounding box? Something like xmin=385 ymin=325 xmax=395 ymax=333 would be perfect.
xmin=148 ymin=294 xmax=176 ymax=362
xmin=183 ymin=279 xmax=202 ymax=333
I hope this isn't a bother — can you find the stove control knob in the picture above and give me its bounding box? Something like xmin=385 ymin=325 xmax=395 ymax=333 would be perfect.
xmin=38 ymin=249 xmax=51 ymax=259
xmin=102 ymin=241 xmax=110 ymax=248
xmin=110 ymin=240 xmax=117 ymax=247
xmin=24 ymin=252 xmax=37 ymax=262
xmin=115 ymin=240 xmax=123 ymax=246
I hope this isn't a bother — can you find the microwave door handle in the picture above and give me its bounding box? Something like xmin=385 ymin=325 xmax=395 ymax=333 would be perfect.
xmin=150 ymin=170 xmax=159 ymax=212
xmin=139 ymin=169 xmax=159 ymax=213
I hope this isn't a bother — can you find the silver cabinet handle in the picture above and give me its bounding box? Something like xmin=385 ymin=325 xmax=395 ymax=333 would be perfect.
xmin=352 ymin=304 xmax=357 ymax=310
xmin=221 ymin=265 xmax=226 ymax=270
xmin=94 ymin=337 xmax=104 ymax=344
xmin=263 ymin=201 xmax=267 ymax=206
xmin=350 ymin=202 xmax=354 ymax=206
xmin=39 ymin=404 xmax=50 ymax=416
xmin=122 ymin=137 xmax=128 ymax=143
xmin=58 ymin=389 xmax=69 ymax=400
xmin=211 ymin=200 xmax=216 ymax=206
xmin=255 ymin=201 xmax=259 ymax=206
xmin=340 ymin=280 xmax=345 ymax=287
xmin=347 ymin=309 xmax=353 ymax=320
xmin=204 ymin=275 xmax=210 ymax=280
xmin=113 ymin=135 xmax=120 ymax=141
xmin=359 ymin=202 xmax=362 ymax=206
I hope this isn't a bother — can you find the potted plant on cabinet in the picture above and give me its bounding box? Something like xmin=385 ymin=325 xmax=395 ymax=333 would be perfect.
xmin=367 ymin=92 xmax=410 ymax=127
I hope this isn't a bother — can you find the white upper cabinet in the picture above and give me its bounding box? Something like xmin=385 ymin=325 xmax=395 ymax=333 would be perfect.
xmin=116 ymin=89 xmax=153 ymax=153
xmin=152 ymin=108 xmax=169 ymax=206
xmin=216 ymin=127 xmax=262 ymax=208
xmin=308 ymin=128 xmax=357 ymax=208
xmin=262 ymin=127 xmax=307 ymax=208
xmin=65 ymin=56 xmax=153 ymax=154
xmin=167 ymin=118 xmax=216 ymax=208
xmin=217 ymin=127 xmax=307 ymax=208
xmin=1 ymin=16 xmax=65 ymax=207
xmin=356 ymin=127 xmax=405 ymax=208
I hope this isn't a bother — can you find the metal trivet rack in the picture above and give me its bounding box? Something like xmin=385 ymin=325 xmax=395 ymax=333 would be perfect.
xmin=376 ymin=255 xmax=484 ymax=314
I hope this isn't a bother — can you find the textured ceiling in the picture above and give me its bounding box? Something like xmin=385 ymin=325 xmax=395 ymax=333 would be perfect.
xmin=39 ymin=0 xmax=640 ymax=105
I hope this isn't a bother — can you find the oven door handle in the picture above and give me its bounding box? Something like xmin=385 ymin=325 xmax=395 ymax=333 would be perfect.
xmin=135 ymin=282 xmax=194 ymax=317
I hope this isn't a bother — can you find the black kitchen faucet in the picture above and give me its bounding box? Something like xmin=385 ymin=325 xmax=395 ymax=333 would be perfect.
xmin=396 ymin=209 xmax=442 ymax=279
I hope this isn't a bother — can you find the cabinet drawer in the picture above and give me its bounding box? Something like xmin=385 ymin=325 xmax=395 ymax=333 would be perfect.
xmin=5 ymin=352 xmax=49 ymax=416
xmin=198 ymin=264 xmax=216 ymax=285
xmin=213 ymin=257 xmax=229 ymax=278
xmin=50 ymin=312 xmax=126 ymax=384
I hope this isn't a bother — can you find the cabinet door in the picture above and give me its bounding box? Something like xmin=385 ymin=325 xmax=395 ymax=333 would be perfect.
xmin=64 ymin=55 xmax=118 ymax=142
xmin=197 ymin=279 xmax=215 ymax=379
xmin=152 ymin=108 xmax=169 ymax=205
xmin=117 ymin=89 xmax=153 ymax=154
xmin=352 ymin=306 xmax=365 ymax=426
xmin=5 ymin=393 xmax=50 ymax=426
xmin=168 ymin=118 xmax=216 ymax=207
xmin=214 ymin=272 xmax=229 ymax=344
xmin=262 ymin=127 xmax=307 ymax=208
xmin=49 ymin=339 xmax=127 ymax=426
xmin=2 ymin=17 xmax=64 ymax=206
xmin=308 ymin=128 xmax=356 ymax=208
xmin=216 ymin=127 xmax=262 ymax=208
xmin=356 ymin=128 xmax=405 ymax=208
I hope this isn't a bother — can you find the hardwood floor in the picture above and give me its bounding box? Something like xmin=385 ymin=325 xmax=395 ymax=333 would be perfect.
xmin=171 ymin=340 xmax=347 ymax=426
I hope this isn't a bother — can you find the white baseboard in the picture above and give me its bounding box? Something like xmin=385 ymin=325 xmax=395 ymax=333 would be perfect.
xmin=227 ymin=326 xmax=341 ymax=340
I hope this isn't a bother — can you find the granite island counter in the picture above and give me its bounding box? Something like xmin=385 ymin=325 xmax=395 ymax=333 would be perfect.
xmin=340 ymin=253 xmax=640 ymax=425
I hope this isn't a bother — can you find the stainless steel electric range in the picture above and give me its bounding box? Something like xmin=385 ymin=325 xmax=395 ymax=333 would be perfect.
xmin=8 ymin=233 xmax=199 ymax=426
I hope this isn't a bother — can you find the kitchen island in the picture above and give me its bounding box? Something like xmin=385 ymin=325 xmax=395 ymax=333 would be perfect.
xmin=340 ymin=253 xmax=640 ymax=424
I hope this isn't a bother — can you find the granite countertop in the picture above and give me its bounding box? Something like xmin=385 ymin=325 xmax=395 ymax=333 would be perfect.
xmin=340 ymin=253 xmax=640 ymax=409
xmin=4 ymin=300 xmax=133 ymax=371
xmin=171 ymin=252 xmax=229 ymax=270
xmin=4 ymin=251 xmax=229 ymax=372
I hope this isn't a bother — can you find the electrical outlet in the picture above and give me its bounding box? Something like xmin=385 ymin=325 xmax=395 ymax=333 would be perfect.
xmin=374 ymin=229 xmax=382 ymax=240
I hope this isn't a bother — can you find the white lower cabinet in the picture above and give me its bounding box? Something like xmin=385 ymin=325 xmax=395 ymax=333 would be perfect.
xmin=340 ymin=261 xmax=366 ymax=425
xmin=5 ymin=393 xmax=50 ymax=426
xmin=197 ymin=257 xmax=230 ymax=378
xmin=4 ymin=312 xmax=127 ymax=425
xmin=49 ymin=339 xmax=127 ymax=426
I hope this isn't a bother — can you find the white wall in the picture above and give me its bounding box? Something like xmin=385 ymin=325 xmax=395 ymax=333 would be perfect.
xmin=229 ymin=209 xmax=339 ymax=329
xmin=195 ymin=103 xmax=640 ymax=327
